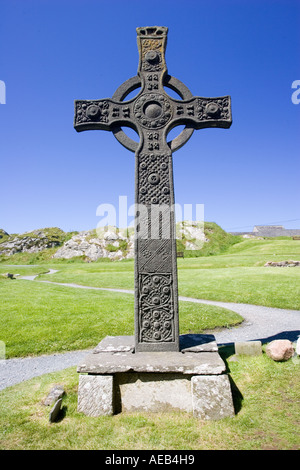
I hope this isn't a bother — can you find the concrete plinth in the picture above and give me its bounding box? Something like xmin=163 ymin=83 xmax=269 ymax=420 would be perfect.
xmin=77 ymin=335 xmax=235 ymax=420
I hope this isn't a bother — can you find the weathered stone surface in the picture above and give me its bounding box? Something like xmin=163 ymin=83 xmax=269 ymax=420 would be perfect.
xmin=115 ymin=372 xmax=193 ymax=413
xmin=42 ymin=384 xmax=65 ymax=406
xmin=266 ymin=340 xmax=294 ymax=361
xmin=49 ymin=398 xmax=62 ymax=423
xmin=78 ymin=335 xmax=234 ymax=419
xmin=53 ymin=228 xmax=133 ymax=261
xmin=191 ymin=375 xmax=235 ymax=420
xmin=77 ymin=350 xmax=226 ymax=375
xmin=235 ymin=341 xmax=262 ymax=356
xmin=93 ymin=335 xmax=135 ymax=354
xmin=93 ymin=334 xmax=218 ymax=354
xmin=77 ymin=374 xmax=113 ymax=417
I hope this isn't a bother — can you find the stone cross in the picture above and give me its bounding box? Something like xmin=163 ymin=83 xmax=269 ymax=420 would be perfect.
xmin=74 ymin=26 xmax=232 ymax=353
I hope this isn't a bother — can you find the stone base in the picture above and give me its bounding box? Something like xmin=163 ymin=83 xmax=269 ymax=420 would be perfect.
xmin=77 ymin=335 xmax=235 ymax=420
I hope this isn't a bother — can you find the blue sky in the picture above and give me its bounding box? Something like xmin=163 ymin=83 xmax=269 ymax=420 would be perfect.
xmin=1 ymin=0 xmax=299 ymax=234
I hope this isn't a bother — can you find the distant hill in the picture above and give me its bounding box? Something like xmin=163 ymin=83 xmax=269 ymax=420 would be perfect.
xmin=0 ymin=222 xmax=242 ymax=262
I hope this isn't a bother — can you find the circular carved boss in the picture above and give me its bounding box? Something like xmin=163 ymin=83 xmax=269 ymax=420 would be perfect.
xmin=112 ymin=75 xmax=194 ymax=153
xmin=133 ymin=93 xmax=172 ymax=129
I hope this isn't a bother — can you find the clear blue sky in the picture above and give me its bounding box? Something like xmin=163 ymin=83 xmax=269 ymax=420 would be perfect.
xmin=1 ymin=0 xmax=299 ymax=234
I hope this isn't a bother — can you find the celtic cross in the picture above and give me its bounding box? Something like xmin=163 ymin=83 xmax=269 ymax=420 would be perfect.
xmin=74 ymin=26 xmax=232 ymax=352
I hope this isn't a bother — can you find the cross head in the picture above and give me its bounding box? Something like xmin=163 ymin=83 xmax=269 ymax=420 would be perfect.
xmin=74 ymin=26 xmax=232 ymax=352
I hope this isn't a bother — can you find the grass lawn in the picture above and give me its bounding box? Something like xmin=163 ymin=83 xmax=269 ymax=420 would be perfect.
xmin=28 ymin=238 xmax=300 ymax=310
xmin=0 ymin=346 xmax=299 ymax=450
xmin=178 ymin=266 xmax=300 ymax=310
xmin=0 ymin=278 xmax=242 ymax=358
xmin=1 ymin=237 xmax=299 ymax=357
xmin=0 ymin=237 xmax=299 ymax=450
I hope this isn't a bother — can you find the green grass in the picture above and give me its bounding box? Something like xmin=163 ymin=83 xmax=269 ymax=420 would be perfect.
xmin=0 ymin=278 xmax=242 ymax=358
xmin=0 ymin=347 xmax=299 ymax=450
xmin=28 ymin=239 xmax=299 ymax=310
xmin=0 ymin=237 xmax=299 ymax=450
xmin=178 ymin=266 xmax=300 ymax=310
xmin=30 ymin=258 xmax=300 ymax=310
xmin=1 ymin=237 xmax=299 ymax=358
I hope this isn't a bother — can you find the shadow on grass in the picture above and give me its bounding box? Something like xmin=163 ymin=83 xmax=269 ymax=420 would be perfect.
xmin=219 ymin=344 xmax=244 ymax=415
xmin=52 ymin=405 xmax=68 ymax=423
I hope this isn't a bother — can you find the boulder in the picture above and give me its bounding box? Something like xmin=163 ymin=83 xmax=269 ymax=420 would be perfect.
xmin=266 ymin=340 xmax=294 ymax=361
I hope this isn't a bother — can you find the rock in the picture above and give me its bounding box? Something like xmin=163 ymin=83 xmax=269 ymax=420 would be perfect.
xmin=77 ymin=375 xmax=114 ymax=417
xmin=266 ymin=340 xmax=294 ymax=361
xmin=235 ymin=341 xmax=262 ymax=356
xmin=0 ymin=222 xmax=219 ymax=261
xmin=264 ymin=260 xmax=300 ymax=267
xmin=191 ymin=375 xmax=235 ymax=420
xmin=85 ymin=244 xmax=104 ymax=261
xmin=42 ymin=384 xmax=65 ymax=406
xmin=176 ymin=221 xmax=208 ymax=249
xmin=0 ymin=227 xmax=66 ymax=256
xmin=103 ymin=230 xmax=118 ymax=241
xmin=77 ymin=350 xmax=226 ymax=375
xmin=53 ymin=229 xmax=134 ymax=261
xmin=2 ymin=273 xmax=14 ymax=279
xmin=49 ymin=398 xmax=63 ymax=423
xmin=93 ymin=335 xmax=135 ymax=353
xmin=77 ymin=335 xmax=234 ymax=420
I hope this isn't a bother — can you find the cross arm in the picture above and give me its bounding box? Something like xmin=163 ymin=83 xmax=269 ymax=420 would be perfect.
xmin=74 ymin=99 xmax=134 ymax=132
xmin=169 ymin=95 xmax=232 ymax=130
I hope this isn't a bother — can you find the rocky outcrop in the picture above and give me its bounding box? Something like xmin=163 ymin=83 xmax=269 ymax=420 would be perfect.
xmin=0 ymin=222 xmax=220 ymax=262
xmin=176 ymin=221 xmax=208 ymax=249
xmin=52 ymin=222 xmax=208 ymax=261
xmin=52 ymin=228 xmax=134 ymax=261
xmin=264 ymin=260 xmax=300 ymax=267
xmin=0 ymin=228 xmax=66 ymax=256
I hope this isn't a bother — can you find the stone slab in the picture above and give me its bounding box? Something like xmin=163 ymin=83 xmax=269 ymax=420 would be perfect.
xmin=235 ymin=341 xmax=262 ymax=356
xmin=93 ymin=335 xmax=135 ymax=353
xmin=49 ymin=398 xmax=62 ymax=423
xmin=115 ymin=372 xmax=193 ymax=413
xmin=92 ymin=334 xmax=218 ymax=354
xmin=77 ymin=334 xmax=234 ymax=419
xmin=77 ymin=374 xmax=113 ymax=417
xmin=191 ymin=375 xmax=235 ymax=420
xmin=77 ymin=350 xmax=225 ymax=375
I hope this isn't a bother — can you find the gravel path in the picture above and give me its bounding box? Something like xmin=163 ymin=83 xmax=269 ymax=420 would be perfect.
xmin=0 ymin=278 xmax=299 ymax=391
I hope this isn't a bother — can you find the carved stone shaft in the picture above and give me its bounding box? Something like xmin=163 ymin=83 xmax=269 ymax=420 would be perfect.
xmin=74 ymin=26 xmax=232 ymax=352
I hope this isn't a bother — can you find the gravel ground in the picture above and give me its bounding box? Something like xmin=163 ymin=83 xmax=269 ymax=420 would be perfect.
xmin=0 ymin=281 xmax=299 ymax=391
